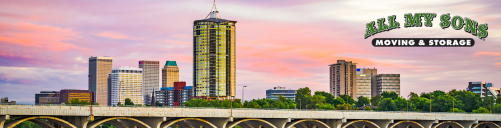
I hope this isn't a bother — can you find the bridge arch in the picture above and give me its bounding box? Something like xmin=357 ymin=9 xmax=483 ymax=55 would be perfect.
xmin=226 ymin=119 xmax=276 ymax=128
xmin=432 ymin=121 xmax=463 ymax=128
xmin=160 ymin=118 xmax=217 ymax=128
xmin=389 ymin=121 xmax=424 ymax=128
xmin=85 ymin=117 xmax=150 ymax=128
xmin=4 ymin=116 xmax=77 ymax=128
xmin=473 ymin=122 xmax=501 ymax=128
xmin=342 ymin=120 xmax=380 ymax=128
xmin=285 ymin=119 xmax=330 ymax=128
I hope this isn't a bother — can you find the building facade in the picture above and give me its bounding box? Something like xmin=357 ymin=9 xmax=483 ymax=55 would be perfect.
xmin=359 ymin=68 xmax=378 ymax=97
xmin=356 ymin=74 xmax=372 ymax=99
xmin=162 ymin=61 xmax=179 ymax=88
xmin=139 ymin=60 xmax=160 ymax=105
xmin=59 ymin=89 xmax=93 ymax=104
xmin=376 ymin=74 xmax=401 ymax=96
xmin=35 ymin=91 xmax=60 ymax=105
xmin=467 ymin=82 xmax=500 ymax=98
xmin=1 ymin=97 xmax=16 ymax=105
xmin=329 ymin=60 xmax=357 ymax=98
xmin=155 ymin=81 xmax=194 ymax=106
xmin=193 ymin=10 xmax=236 ymax=99
xmin=89 ymin=56 xmax=113 ymax=105
xmin=266 ymin=86 xmax=296 ymax=100
xmin=108 ymin=66 xmax=144 ymax=106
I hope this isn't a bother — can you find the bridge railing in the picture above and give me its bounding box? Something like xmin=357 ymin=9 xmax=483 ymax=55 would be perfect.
xmin=2 ymin=104 xmax=500 ymax=115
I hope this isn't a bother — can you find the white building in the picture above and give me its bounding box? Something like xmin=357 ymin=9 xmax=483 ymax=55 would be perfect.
xmin=108 ymin=66 xmax=144 ymax=106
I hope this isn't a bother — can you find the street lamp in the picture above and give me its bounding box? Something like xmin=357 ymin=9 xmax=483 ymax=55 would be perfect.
xmin=242 ymin=86 xmax=247 ymax=105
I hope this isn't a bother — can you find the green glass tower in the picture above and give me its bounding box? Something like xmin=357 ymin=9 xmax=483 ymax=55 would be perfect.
xmin=193 ymin=10 xmax=236 ymax=99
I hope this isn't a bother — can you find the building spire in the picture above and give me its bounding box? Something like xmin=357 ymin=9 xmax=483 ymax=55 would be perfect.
xmin=206 ymin=0 xmax=221 ymax=19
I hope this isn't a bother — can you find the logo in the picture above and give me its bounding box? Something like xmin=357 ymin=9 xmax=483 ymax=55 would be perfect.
xmin=364 ymin=13 xmax=488 ymax=47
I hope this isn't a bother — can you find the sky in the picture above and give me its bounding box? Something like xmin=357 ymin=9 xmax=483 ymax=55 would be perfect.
xmin=0 ymin=0 xmax=500 ymax=104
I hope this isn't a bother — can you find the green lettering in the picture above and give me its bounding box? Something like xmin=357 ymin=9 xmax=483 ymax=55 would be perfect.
xmin=478 ymin=24 xmax=488 ymax=39
xmin=451 ymin=16 xmax=464 ymax=30
xmin=388 ymin=15 xmax=400 ymax=29
xmin=377 ymin=18 xmax=389 ymax=32
xmin=440 ymin=14 xmax=451 ymax=29
xmin=423 ymin=13 xmax=436 ymax=27
xmin=404 ymin=13 xmax=423 ymax=27
xmin=464 ymin=18 xmax=478 ymax=35
xmin=364 ymin=21 xmax=377 ymax=39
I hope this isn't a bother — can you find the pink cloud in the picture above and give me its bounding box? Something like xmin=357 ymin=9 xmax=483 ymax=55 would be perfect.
xmin=96 ymin=31 xmax=142 ymax=40
xmin=474 ymin=52 xmax=501 ymax=56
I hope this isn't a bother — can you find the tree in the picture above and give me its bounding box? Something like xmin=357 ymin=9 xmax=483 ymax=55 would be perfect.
xmin=377 ymin=98 xmax=397 ymax=111
xmin=247 ymin=101 xmax=261 ymax=108
xmin=447 ymin=108 xmax=465 ymax=113
xmin=364 ymin=106 xmax=372 ymax=110
xmin=336 ymin=103 xmax=354 ymax=110
xmin=356 ymin=96 xmax=370 ymax=107
xmin=209 ymin=100 xmax=221 ymax=107
xmin=310 ymin=95 xmax=326 ymax=109
xmin=316 ymin=103 xmax=336 ymax=110
xmin=492 ymin=104 xmax=501 ymax=113
xmin=472 ymin=107 xmax=490 ymax=113
xmin=450 ymin=90 xmax=481 ymax=112
xmin=339 ymin=95 xmax=355 ymax=104
xmin=370 ymin=95 xmax=382 ymax=106
xmin=296 ymin=87 xmax=312 ymax=109
xmin=155 ymin=101 xmax=162 ymax=107
xmin=497 ymin=97 xmax=501 ymax=105
xmin=124 ymin=98 xmax=134 ymax=105
xmin=432 ymin=95 xmax=463 ymax=112
xmin=481 ymin=96 xmax=495 ymax=112
xmin=408 ymin=92 xmax=419 ymax=99
xmin=314 ymin=91 xmax=335 ymax=105
xmin=381 ymin=91 xmax=399 ymax=100
xmin=332 ymin=97 xmax=345 ymax=106
xmin=409 ymin=96 xmax=430 ymax=111
xmin=393 ymin=97 xmax=408 ymax=111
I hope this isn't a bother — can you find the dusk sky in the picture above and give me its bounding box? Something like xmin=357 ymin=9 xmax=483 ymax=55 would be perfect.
xmin=1 ymin=0 xmax=500 ymax=104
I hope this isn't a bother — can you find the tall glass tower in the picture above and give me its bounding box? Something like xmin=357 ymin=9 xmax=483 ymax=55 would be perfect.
xmin=193 ymin=8 xmax=236 ymax=99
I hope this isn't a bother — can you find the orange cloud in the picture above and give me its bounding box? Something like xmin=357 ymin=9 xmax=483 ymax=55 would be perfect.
xmin=96 ymin=31 xmax=142 ymax=40
xmin=496 ymin=62 xmax=501 ymax=67
xmin=474 ymin=52 xmax=501 ymax=56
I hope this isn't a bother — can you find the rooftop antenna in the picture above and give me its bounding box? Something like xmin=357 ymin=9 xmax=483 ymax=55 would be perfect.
xmin=206 ymin=0 xmax=222 ymax=19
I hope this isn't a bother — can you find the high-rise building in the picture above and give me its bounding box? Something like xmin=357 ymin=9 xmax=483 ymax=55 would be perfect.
xmin=376 ymin=74 xmax=401 ymax=95
xmin=35 ymin=91 xmax=59 ymax=105
xmin=266 ymin=86 xmax=296 ymax=100
xmin=155 ymin=81 xmax=194 ymax=106
xmin=59 ymin=89 xmax=93 ymax=104
xmin=108 ymin=66 xmax=144 ymax=106
xmin=89 ymin=56 xmax=113 ymax=105
xmin=356 ymin=68 xmax=377 ymax=98
xmin=162 ymin=61 xmax=179 ymax=88
xmin=139 ymin=60 xmax=160 ymax=105
xmin=329 ymin=60 xmax=357 ymax=98
xmin=193 ymin=9 xmax=236 ymax=99
xmin=356 ymin=74 xmax=372 ymax=99
xmin=467 ymin=82 xmax=500 ymax=98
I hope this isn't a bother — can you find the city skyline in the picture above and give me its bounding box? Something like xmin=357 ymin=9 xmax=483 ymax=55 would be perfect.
xmin=1 ymin=0 xmax=501 ymax=104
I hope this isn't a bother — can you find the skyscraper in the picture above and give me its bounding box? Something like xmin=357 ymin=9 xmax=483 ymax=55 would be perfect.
xmin=356 ymin=68 xmax=378 ymax=98
xmin=329 ymin=60 xmax=357 ymax=98
xmin=139 ymin=60 xmax=160 ymax=105
xmin=89 ymin=56 xmax=113 ymax=105
xmin=376 ymin=74 xmax=401 ymax=96
xmin=162 ymin=61 xmax=179 ymax=88
xmin=108 ymin=66 xmax=144 ymax=105
xmin=193 ymin=8 xmax=236 ymax=99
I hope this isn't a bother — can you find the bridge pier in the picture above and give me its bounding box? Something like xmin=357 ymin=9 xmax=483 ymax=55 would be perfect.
xmin=373 ymin=119 xmax=393 ymax=128
xmin=204 ymin=118 xmax=231 ymax=128
xmin=457 ymin=121 xmax=475 ymax=128
xmin=323 ymin=119 xmax=343 ymax=128
xmin=265 ymin=118 xmax=291 ymax=128
xmin=136 ymin=117 xmax=166 ymax=128
xmin=61 ymin=116 xmax=90 ymax=128
xmin=417 ymin=120 xmax=438 ymax=128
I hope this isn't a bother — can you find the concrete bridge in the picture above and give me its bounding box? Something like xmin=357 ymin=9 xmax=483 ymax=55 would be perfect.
xmin=0 ymin=105 xmax=500 ymax=128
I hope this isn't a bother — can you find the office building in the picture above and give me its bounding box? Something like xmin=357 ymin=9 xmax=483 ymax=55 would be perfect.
xmin=139 ymin=60 xmax=160 ymax=105
xmin=35 ymin=91 xmax=60 ymax=105
xmin=59 ymin=89 xmax=93 ymax=104
xmin=356 ymin=73 xmax=372 ymax=99
xmin=357 ymin=68 xmax=378 ymax=97
xmin=162 ymin=61 xmax=179 ymax=88
xmin=467 ymin=82 xmax=500 ymax=98
xmin=155 ymin=81 xmax=194 ymax=106
xmin=266 ymin=86 xmax=296 ymax=100
xmin=89 ymin=56 xmax=113 ymax=105
xmin=376 ymin=74 xmax=401 ymax=95
xmin=193 ymin=9 xmax=237 ymax=100
xmin=108 ymin=66 xmax=144 ymax=106
xmin=1 ymin=97 xmax=16 ymax=105
xmin=329 ymin=60 xmax=357 ymax=98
